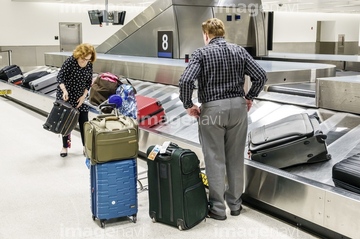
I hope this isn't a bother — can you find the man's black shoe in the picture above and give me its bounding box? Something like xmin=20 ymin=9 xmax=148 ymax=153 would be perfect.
xmin=230 ymin=206 xmax=243 ymax=216
xmin=207 ymin=211 xmax=227 ymax=220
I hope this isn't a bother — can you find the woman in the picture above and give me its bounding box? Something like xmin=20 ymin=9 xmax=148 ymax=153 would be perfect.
xmin=56 ymin=43 xmax=96 ymax=157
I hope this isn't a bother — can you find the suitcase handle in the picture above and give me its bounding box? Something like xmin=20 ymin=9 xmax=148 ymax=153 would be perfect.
xmin=119 ymin=77 xmax=137 ymax=94
xmin=99 ymin=103 xmax=118 ymax=116
xmin=98 ymin=115 xmax=133 ymax=129
xmin=98 ymin=116 xmax=119 ymax=128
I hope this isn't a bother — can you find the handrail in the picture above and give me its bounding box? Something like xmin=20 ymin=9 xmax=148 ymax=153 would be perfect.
xmin=0 ymin=50 xmax=12 ymax=66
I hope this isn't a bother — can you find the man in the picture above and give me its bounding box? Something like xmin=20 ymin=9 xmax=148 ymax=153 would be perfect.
xmin=179 ymin=18 xmax=267 ymax=220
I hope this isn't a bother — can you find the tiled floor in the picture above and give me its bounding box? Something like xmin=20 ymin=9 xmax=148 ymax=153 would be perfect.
xmin=0 ymin=96 xmax=319 ymax=239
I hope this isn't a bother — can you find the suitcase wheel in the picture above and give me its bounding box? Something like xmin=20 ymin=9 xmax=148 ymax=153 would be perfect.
xmin=100 ymin=219 xmax=105 ymax=228
xmin=132 ymin=214 xmax=137 ymax=223
xmin=160 ymin=115 xmax=167 ymax=123
xmin=92 ymin=215 xmax=95 ymax=221
xmin=54 ymin=101 xmax=60 ymax=106
xmin=177 ymin=220 xmax=185 ymax=231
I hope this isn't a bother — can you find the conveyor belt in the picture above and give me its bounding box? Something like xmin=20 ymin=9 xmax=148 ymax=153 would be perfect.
xmin=2 ymin=58 xmax=360 ymax=238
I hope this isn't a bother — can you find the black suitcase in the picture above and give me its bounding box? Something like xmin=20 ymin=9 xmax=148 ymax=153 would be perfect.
xmin=332 ymin=153 xmax=360 ymax=194
xmin=29 ymin=71 xmax=58 ymax=93
xmin=248 ymin=113 xmax=331 ymax=169
xmin=0 ymin=65 xmax=23 ymax=85
xmin=43 ymin=100 xmax=79 ymax=136
xmin=22 ymin=71 xmax=50 ymax=89
xmin=147 ymin=143 xmax=208 ymax=230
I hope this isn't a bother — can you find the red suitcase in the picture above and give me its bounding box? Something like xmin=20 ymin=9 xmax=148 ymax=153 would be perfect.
xmin=136 ymin=95 xmax=165 ymax=127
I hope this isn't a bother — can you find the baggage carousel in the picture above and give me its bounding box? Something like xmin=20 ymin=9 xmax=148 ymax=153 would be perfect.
xmin=1 ymin=53 xmax=360 ymax=239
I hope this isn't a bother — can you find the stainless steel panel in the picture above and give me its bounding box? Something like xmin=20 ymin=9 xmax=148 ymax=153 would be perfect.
xmin=244 ymin=160 xmax=360 ymax=239
xmin=0 ymin=81 xmax=54 ymax=115
xmin=324 ymin=190 xmax=360 ymax=238
xmin=257 ymin=91 xmax=316 ymax=108
xmin=316 ymin=76 xmax=360 ymax=114
xmin=265 ymin=67 xmax=336 ymax=85
xmin=96 ymin=0 xmax=173 ymax=53
xmin=45 ymin=53 xmax=336 ymax=87
xmin=245 ymin=161 xmax=326 ymax=225
xmin=44 ymin=53 xmax=68 ymax=68
xmin=98 ymin=0 xmax=265 ymax=58
xmin=107 ymin=7 xmax=178 ymax=58
xmin=344 ymin=61 xmax=360 ymax=71
xmin=175 ymin=6 xmax=213 ymax=58
xmin=172 ymin=0 xmax=262 ymax=6
xmin=252 ymin=10 xmax=267 ymax=56
xmin=214 ymin=7 xmax=254 ymax=47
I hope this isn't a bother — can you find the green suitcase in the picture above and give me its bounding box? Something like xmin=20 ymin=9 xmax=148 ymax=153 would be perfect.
xmin=84 ymin=110 xmax=138 ymax=164
xmin=147 ymin=143 xmax=208 ymax=230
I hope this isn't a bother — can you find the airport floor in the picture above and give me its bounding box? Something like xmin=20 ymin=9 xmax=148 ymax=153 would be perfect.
xmin=0 ymin=96 xmax=320 ymax=239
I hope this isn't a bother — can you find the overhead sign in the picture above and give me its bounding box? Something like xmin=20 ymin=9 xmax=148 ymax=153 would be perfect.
xmin=158 ymin=31 xmax=173 ymax=58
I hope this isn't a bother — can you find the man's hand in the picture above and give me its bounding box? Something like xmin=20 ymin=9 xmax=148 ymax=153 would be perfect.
xmin=186 ymin=105 xmax=200 ymax=118
xmin=246 ymin=99 xmax=253 ymax=112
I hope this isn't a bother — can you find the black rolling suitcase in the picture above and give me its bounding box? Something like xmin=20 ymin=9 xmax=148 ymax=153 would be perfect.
xmin=0 ymin=65 xmax=23 ymax=85
xmin=147 ymin=143 xmax=208 ymax=230
xmin=43 ymin=100 xmax=79 ymax=136
xmin=332 ymin=153 xmax=360 ymax=194
xmin=248 ymin=113 xmax=331 ymax=169
xmin=22 ymin=71 xmax=50 ymax=89
xmin=29 ymin=71 xmax=58 ymax=94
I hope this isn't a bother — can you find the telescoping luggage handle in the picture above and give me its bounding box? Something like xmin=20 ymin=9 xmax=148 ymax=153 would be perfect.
xmin=97 ymin=103 xmax=118 ymax=123
xmin=97 ymin=103 xmax=131 ymax=128
xmin=97 ymin=103 xmax=118 ymax=115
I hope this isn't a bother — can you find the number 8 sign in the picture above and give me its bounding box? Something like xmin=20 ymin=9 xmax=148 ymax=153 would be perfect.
xmin=158 ymin=31 xmax=173 ymax=58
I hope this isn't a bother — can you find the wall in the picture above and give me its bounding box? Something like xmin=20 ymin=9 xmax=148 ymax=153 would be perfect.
xmin=272 ymin=11 xmax=360 ymax=54
xmin=0 ymin=1 xmax=147 ymax=66
xmin=2 ymin=1 xmax=360 ymax=67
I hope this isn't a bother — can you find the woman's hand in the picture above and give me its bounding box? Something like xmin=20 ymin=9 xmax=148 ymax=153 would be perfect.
xmin=76 ymin=95 xmax=86 ymax=108
xmin=60 ymin=84 xmax=69 ymax=101
xmin=62 ymin=90 xmax=69 ymax=101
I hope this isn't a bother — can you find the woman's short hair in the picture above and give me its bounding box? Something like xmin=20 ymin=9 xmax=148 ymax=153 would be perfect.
xmin=202 ymin=18 xmax=225 ymax=37
xmin=73 ymin=43 xmax=96 ymax=63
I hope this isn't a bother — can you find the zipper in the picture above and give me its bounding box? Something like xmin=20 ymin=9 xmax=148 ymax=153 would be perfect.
xmin=138 ymin=108 xmax=164 ymax=123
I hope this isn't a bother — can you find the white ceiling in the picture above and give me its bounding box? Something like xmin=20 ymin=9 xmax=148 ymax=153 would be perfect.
xmin=10 ymin=0 xmax=360 ymax=13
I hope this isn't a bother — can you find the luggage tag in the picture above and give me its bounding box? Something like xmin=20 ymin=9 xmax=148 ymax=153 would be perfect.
xmin=160 ymin=141 xmax=171 ymax=154
xmin=148 ymin=145 xmax=161 ymax=161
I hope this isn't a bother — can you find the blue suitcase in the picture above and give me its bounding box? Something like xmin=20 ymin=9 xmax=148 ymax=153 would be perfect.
xmin=90 ymin=159 xmax=138 ymax=228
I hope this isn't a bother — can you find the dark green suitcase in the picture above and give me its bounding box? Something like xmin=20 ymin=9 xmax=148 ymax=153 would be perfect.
xmin=147 ymin=144 xmax=208 ymax=230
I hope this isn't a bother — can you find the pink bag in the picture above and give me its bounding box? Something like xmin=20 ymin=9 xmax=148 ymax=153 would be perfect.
xmin=99 ymin=72 xmax=119 ymax=83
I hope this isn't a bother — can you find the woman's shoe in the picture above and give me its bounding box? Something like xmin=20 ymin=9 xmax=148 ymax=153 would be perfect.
xmin=60 ymin=148 xmax=68 ymax=157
